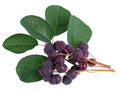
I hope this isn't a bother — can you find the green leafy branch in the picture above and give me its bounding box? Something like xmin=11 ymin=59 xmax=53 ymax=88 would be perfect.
xmin=2 ymin=5 xmax=93 ymax=83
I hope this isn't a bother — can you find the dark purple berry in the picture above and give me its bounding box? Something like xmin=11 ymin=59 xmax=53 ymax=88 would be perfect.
xmin=62 ymin=76 xmax=72 ymax=85
xmin=65 ymin=45 xmax=73 ymax=53
xmin=49 ymin=74 xmax=61 ymax=84
xmin=66 ymin=69 xmax=77 ymax=79
xmin=47 ymin=49 xmax=57 ymax=60
xmin=56 ymin=64 xmax=67 ymax=73
xmin=83 ymin=50 xmax=89 ymax=57
xmin=42 ymin=75 xmax=52 ymax=82
xmin=72 ymin=48 xmax=83 ymax=60
xmin=78 ymin=41 xmax=88 ymax=50
xmin=54 ymin=41 xmax=66 ymax=51
xmin=44 ymin=43 xmax=54 ymax=54
xmin=68 ymin=57 xmax=77 ymax=65
xmin=71 ymin=65 xmax=79 ymax=70
xmin=55 ymin=55 xmax=65 ymax=65
xmin=39 ymin=67 xmax=53 ymax=76
xmin=43 ymin=59 xmax=53 ymax=68
xmin=78 ymin=61 xmax=87 ymax=70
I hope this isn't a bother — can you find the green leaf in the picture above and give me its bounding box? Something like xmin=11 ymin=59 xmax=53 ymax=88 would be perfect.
xmin=21 ymin=15 xmax=53 ymax=42
xmin=45 ymin=5 xmax=71 ymax=36
xmin=16 ymin=55 xmax=47 ymax=83
xmin=3 ymin=34 xmax=38 ymax=53
xmin=67 ymin=16 xmax=92 ymax=48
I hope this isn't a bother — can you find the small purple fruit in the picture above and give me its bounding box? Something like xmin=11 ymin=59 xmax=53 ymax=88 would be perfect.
xmin=78 ymin=61 xmax=88 ymax=70
xmin=49 ymin=74 xmax=61 ymax=84
xmin=62 ymin=76 xmax=72 ymax=85
xmin=54 ymin=41 xmax=66 ymax=51
xmin=66 ymin=69 xmax=77 ymax=79
xmin=65 ymin=45 xmax=73 ymax=53
xmin=78 ymin=41 xmax=88 ymax=50
xmin=55 ymin=55 xmax=65 ymax=65
xmin=56 ymin=64 xmax=67 ymax=73
xmin=72 ymin=48 xmax=83 ymax=60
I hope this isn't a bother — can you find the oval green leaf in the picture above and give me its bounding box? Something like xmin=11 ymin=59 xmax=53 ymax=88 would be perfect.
xmin=16 ymin=55 xmax=47 ymax=83
xmin=3 ymin=34 xmax=38 ymax=53
xmin=21 ymin=15 xmax=53 ymax=42
xmin=45 ymin=5 xmax=71 ymax=36
xmin=67 ymin=16 xmax=92 ymax=48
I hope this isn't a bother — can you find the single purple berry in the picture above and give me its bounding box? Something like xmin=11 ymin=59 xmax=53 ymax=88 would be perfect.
xmin=68 ymin=56 xmax=77 ymax=65
xmin=44 ymin=43 xmax=54 ymax=54
xmin=49 ymin=74 xmax=61 ymax=84
xmin=47 ymin=49 xmax=57 ymax=60
xmin=39 ymin=67 xmax=53 ymax=76
xmin=78 ymin=41 xmax=88 ymax=50
xmin=55 ymin=55 xmax=65 ymax=65
xmin=43 ymin=59 xmax=53 ymax=68
xmin=54 ymin=41 xmax=66 ymax=51
xmin=62 ymin=76 xmax=72 ymax=85
xmin=66 ymin=69 xmax=77 ymax=79
xmin=42 ymin=75 xmax=52 ymax=82
xmin=83 ymin=50 xmax=89 ymax=58
xmin=56 ymin=64 xmax=67 ymax=73
xmin=71 ymin=65 xmax=79 ymax=70
xmin=72 ymin=48 xmax=83 ymax=60
xmin=64 ymin=45 xmax=73 ymax=53
xmin=78 ymin=61 xmax=87 ymax=70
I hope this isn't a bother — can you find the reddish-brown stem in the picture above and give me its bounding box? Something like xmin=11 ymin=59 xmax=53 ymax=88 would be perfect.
xmin=83 ymin=57 xmax=111 ymax=68
xmin=76 ymin=68 xmax=115 ymax=73
xmin=57 ymin=51 xmax=114 ymax=71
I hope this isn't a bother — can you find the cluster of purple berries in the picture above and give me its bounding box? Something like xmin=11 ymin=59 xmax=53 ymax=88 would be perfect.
xmin=39 ymin=41 xmax=94 ymax=85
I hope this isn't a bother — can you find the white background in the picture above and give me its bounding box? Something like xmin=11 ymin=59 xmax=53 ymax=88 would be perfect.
xmin=0 ymin=0 xmax=120 ymax=93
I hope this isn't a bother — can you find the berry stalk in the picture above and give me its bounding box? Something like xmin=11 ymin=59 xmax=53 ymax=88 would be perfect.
xmin=83 ymin=57 xmax=111 ymax=68
xmin=76 ymin=68 xmax=115 ymax=73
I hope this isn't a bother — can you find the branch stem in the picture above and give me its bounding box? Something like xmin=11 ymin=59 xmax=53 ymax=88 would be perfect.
xmin=83 ymin=57 xmax=111 ymax=68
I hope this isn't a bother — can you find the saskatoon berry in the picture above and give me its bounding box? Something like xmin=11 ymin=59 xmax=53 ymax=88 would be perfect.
xmin=62 ymin=76 xmax=72 ymax=85
xmin=56 ymin=64 xmax=67 ymax=73
xmin=82 ymin=50 xmax=89 ymax=58
xmin=49 ymin=74 xmax=61 ymax=84
xmin=39 ymin=67 xmax=53 ymax=76
xmin=64 ymin=45 xmax=73 ymax=54
xmin=47 ymin=49 xmax=57 ymax=60
xmin=54 ymin=41 xmax=66 ymax=51
xmin=72 ymin=48 xmax=83 ymax=60
xmin=78 ymin=61 xmax=87 ymax=70
xmin=55 ymin=55 xmax=65 ymax=65
xmin=44 ymin=43 xmax=54 ymax=54
xmin=66 ymin=69 xmax=77 ymax=79
xmin=68 ymin=57 xmax=77 ymax=65
xmin=42 ymin=75 xmax=52 ymax=82
xmin=78 ymin=41 xmax=88 ymax=50
xmin=43 ymin=59 xmax=53 ymax=68
xmin=71 ymin=65 xmax=79 ymax=70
